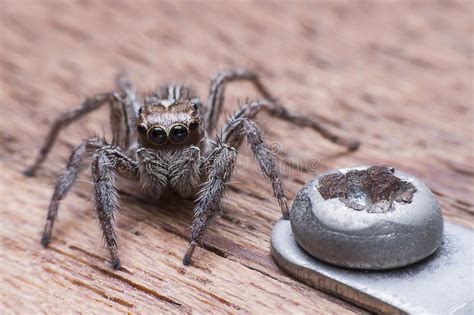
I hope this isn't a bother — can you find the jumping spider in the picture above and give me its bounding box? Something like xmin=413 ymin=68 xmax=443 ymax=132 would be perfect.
xmin=25 ymin=68 xmax=359 ymax=269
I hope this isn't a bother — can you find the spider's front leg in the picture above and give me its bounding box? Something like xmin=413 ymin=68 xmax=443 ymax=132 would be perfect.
xmin=183 ymin=143 xmax=237 ymax=265
xmin=41 ymin=137 xmax=108 ymax=246
xmin=136 ymin=148 xmax=168 ymax=197
xmin=91 ymin=145 xmax=139 ymax=270
xmin=169 ymin=146 xmax=202 ymax=198
xmin=183 ymin=115 xmax=290 ymax=265
xmin=41 ymin=138 xmax=106 ymax=247
xmin=223 ymin=115 xmax=290 ymax=219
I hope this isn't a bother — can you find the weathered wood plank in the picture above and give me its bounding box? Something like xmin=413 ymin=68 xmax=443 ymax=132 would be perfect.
xmin=1 ymin=0 xmax=472 ymax=313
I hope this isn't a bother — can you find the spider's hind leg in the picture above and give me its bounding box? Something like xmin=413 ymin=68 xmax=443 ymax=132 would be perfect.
xmin=26 ymin=72 xmax=140 ymax=177
xmin=24 ymin=93 xmax=118 ymax=177
xmin=205 ymin=68 xmax=359 ymax=151
xmin=111 ymin=72 xmax=141 ymax=150
xmin=267 ymin=102 xmax=360 ymax=151
xmin=205 ymin=68 xmax=273 ymax=134
xmin=232 ymin=99 xmax=360 ymax=151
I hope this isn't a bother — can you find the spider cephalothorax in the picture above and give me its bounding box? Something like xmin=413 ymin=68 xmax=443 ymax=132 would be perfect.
xmin=25 ymin=69 xmax=359 ymax=269
xmin=137 ymin=91 xmax=203 ymax=149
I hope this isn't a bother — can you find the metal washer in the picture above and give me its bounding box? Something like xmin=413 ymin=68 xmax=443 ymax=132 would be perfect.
xmin=289 ymin=166 xmax=444 ymax=270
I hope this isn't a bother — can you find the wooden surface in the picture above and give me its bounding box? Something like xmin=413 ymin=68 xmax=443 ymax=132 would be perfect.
xmin=1 ymin=0 xmax=473 ymax=313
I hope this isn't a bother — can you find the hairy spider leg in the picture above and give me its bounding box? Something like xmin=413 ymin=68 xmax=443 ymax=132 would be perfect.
xmin=205 ymin=68 xmax=273 ymax=134
xmin=206 ymin=69 xmax=359 ymax=150
xmin=183 ymin=143 xmax=237 ymax=265
xmin=113 ymin=71 xmax=141 ymax=149
xmin=91 ymin=144 xmax=139 ymax=270
xmin=42 ymin=137 xmax=139 ymax=269
xmin=25 ymin=72 xmax=139 ymax=177
xmin=41 ymin=138 xmax=104 ymax=247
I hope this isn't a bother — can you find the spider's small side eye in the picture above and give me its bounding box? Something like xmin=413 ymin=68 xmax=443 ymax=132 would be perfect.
xmin=138 ymin=107 xmax=144 ymax=115
xmin=191 ymin=102 xmax=199 ymax=111
xmin=189 ymin=121 xmax=199 ymax=130
xmin=137 ymin=124 xmax=147 ymax=135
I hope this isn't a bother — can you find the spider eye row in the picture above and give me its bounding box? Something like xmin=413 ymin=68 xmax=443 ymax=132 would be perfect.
xmin=137 ymin=122 xmax=199 ymax=145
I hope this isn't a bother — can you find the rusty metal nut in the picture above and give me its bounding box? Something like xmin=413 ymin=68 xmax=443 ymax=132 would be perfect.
xmin=289 ymin=166 xmax=444 ymax=270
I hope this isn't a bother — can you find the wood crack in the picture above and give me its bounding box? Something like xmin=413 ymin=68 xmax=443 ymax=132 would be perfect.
xmin=43 ymin=266 xmax=135 ymax=308
xmin=47 ymin=245 xmax=186 ymax=310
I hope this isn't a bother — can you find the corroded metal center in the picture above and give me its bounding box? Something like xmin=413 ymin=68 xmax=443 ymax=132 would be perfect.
xmin=317 ymin=165 xmax=417 ymax=213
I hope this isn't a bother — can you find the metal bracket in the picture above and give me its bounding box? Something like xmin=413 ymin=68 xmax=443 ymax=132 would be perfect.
xmin=271 ymin=220 xmax=473 ymax=314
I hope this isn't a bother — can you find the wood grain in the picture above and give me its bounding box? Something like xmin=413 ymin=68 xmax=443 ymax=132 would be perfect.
xmin=1 ymin=0 xmax=472 ymax=313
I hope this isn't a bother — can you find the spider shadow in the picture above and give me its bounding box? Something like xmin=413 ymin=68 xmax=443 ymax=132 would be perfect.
xmin=116 ymin=181 xmax=195 ymax=234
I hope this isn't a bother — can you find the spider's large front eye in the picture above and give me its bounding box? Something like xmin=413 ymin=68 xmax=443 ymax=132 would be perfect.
xmin=147 ymin=126 xmax=167 ymax=145
xmin=169 ymin=124 xmax=189 ymax=143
